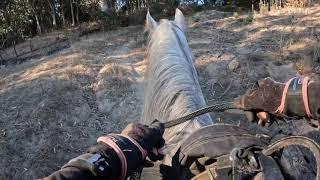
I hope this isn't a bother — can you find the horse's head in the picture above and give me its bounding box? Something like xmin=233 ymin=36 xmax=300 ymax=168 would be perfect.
xmin=144 ymin=9 xmax=193 ymax=67
xmin=145 ymin=8 xmax=186 ymax=35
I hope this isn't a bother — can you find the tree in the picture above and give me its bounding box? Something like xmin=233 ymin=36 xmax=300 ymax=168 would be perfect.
xmin=46 ymin=0 xmax=57 ymax=28
xmin=60 ymin=0 xmax=66 ymax=26
xmin=28 ymin=0 xmax=43 ymax=34
xmin=70 ymin=0 xmax=75 ymax=26
xmin=75 ymin=0 xmax=79 ymax=25
xmin=100 ymin=0 xmax=108 ymax=12
xmin=0 ymin=0 xmax=182 ymax=48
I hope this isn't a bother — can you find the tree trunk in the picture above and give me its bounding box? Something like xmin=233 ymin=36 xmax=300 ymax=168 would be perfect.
xmin=280 ymin=0 xmax=284 ymax=7
xmin=13 ymin=42 xmax=18 ymax=57
xmin=62 ymin=5 xmax=66 ymax=27
xmin=0 ymin=51 xmax=4 ymax=67
xmin=52 ymin=11 xmax=57 ymax=28
xmin=47 ymin=0 xmax=57 ymax=28
xmin=100 ymin=0 xmax=108 ymax=12
xmin=70 ymin=0 xmax=75 ymax=26
xmin=59 ymin=0 xmax=66 ymax=27
xmin=29 ymin=39 xmax=33 ymax=51
xmin=28 ymin=0 xmax=42 ymax=34
xmin=35 ymin=13 xmax=42 ymax=34
xmin=76 ymin=0 xmax=79 ymax=25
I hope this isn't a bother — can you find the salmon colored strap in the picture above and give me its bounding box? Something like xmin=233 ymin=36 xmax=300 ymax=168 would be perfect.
xmin=275 ymin=78 xmax=295 ymax=114
xmin=97 ymin=136 xmax=127 ymax=180
xmin=302 ymin=77 xmax=312 ymax=118
xmin=113 ymin=134 xmax=147 ymax=159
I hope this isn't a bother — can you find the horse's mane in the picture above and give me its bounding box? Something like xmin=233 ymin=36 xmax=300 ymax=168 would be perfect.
xmin=142 ymin=19 xmax=212 ymax=148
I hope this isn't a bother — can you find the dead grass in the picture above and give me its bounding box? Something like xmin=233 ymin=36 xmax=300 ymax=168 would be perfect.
xmin=286 ymin=0 xmax=314 ymax=7
xmin=95 ymin=64 xmax=133 ymax=100
xmin=313 ymin=42 xmax=320 ymax=61
xmin=1 ymin=4 xmax=320 ymax=179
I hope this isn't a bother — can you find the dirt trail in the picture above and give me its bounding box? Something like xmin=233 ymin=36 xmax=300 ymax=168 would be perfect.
xmin=1 ymin=5 xmax=320 ymax=179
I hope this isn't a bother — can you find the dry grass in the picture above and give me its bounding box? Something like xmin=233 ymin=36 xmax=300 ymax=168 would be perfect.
xmin=95 ymin=64 xmax=133 ymax=100
xmin=286 ymin=0 xmax=314 ymax=7
xmin=0 ymin=26 xmax=146 ymax=179
xmin=314 ymin=42 xmax=320 ymax=61
xmin=1 ymin=4 xmax=320 ymax=179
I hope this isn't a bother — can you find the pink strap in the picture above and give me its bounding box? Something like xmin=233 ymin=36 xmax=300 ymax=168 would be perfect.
xmin=275 ymin=78 xmax=295 ymax=114
xmin=275 ymin=77 xmax=313 ymax=119
xmin=97 ymin=136 xmax=127 ymax=180
xmin=114 ymin=134 xmax=147 ymax=159
xmin=302 ymin=77 xmax=312 ymax=118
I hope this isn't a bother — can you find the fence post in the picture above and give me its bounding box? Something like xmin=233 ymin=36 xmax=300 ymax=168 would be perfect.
xmin=0 ymin=50 xmax=4 ymax=67
xmin=13 ymin=40 xmax=18 ymax=57
xmin=29 ymin=39 xmax=33 ymax=51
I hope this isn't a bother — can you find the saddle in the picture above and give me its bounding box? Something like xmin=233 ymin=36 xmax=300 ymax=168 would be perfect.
xmin=178 ymin=124 xmax=320 ymax=180
xmin=139 ymin=124 xmax=320 ymax=180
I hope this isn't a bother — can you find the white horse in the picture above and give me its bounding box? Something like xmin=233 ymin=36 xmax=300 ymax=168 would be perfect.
xmin=139 ymin=8 xmax=320 ymax=180
xmin=141 ymin=9 xmax=213 ymax=171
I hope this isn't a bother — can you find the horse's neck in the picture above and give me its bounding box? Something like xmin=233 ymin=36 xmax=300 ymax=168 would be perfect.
xmin=142 ymin=25 xmax=212 ymax=127
xmin=149 ymin=24 xmax=191 ymax=63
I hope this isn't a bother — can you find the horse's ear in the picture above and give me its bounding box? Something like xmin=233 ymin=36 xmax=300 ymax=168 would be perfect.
xmin=174 ymin=8 xmax=185 ymax=32
xmin=145 ymin=11 xmax=157 ymax=33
